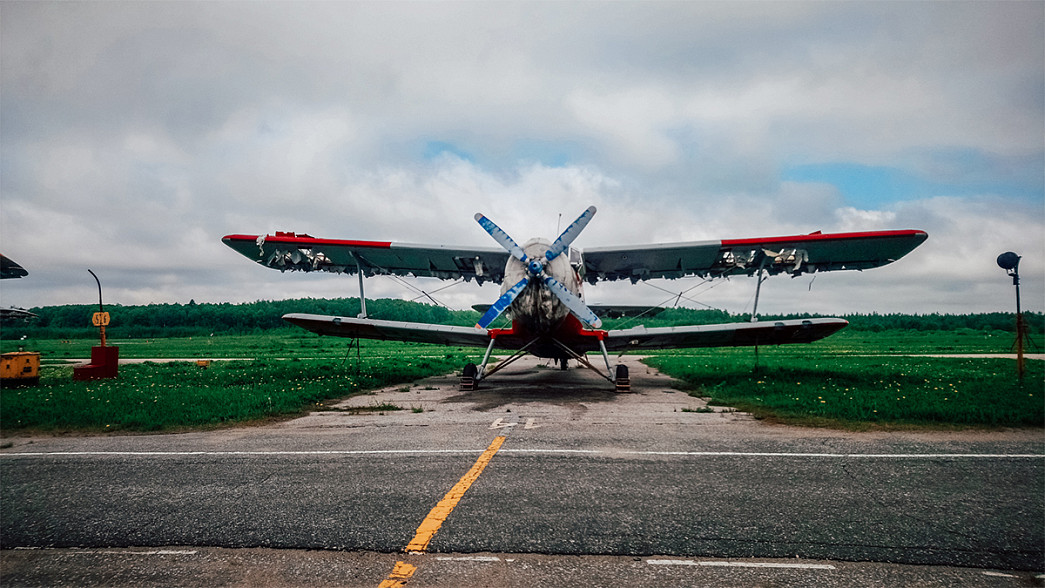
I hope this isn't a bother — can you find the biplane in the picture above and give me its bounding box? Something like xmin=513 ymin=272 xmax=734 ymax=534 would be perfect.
xmin=0 ymin=254 xmax=37 ymax=322
xmin=223 ymin=206 xmax=926 ymax=390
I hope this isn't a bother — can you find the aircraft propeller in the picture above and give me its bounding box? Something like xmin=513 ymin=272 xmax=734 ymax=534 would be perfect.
xmin=474 ymin=206 xmax=601 ymax=329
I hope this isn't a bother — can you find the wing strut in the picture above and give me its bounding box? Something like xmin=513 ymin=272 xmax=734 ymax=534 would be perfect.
xmin=350 ymin=252 xmax=368 ymax=318
xmin=751 ymin=266 xmax=765 ymax=322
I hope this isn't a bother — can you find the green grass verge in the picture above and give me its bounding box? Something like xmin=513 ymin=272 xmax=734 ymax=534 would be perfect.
xmin=2 ymin=330 xmax=1042 ymax=433
xmin=644 ymin=351 xmax=1043 ymax=429
xmin=1 ymin=348 xmax=472 ymax=433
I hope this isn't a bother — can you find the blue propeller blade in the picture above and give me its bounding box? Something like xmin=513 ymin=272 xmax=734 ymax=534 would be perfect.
xmin=542 ymin=275 xmax=602 ymax=328
xmin=475 ymin=277 xmax=530 ymax=329
xmin=475 ymin=213 xmax=528 ymax=264
xmin=545 ymin=205 xmax=596 ymax=262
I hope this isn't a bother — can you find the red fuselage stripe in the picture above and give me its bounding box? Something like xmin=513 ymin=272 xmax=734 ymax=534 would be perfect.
xmin=720 ymin=229 xmax=926 ymax=247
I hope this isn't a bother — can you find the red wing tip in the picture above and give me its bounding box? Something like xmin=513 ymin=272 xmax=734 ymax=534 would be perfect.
xmin=720 ymin=229 xmax=928 ymax=247
xmin=222 ymin=233 xmax=393 ymax=248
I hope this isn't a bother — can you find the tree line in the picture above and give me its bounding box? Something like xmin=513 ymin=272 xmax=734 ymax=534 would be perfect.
xmin=2 ymin=297 xmax=1041 ymax=340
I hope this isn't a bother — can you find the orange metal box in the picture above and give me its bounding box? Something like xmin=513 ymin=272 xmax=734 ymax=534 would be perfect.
xmin=1 ymin=352 xmax=40 ymax=386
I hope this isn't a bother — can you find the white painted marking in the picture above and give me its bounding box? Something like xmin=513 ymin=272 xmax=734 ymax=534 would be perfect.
xmin=434 ymin=556 xmax=501 ymax=562
xmin=699 ymin=561 xmax=836 ymax=570
xmin=1 ymin=450 xmax=493 ymax=458
xmin=502 ymin=449 xmax=597 ymax=454
xmin=524 ymin=417 xmax=539 ymax=429
xmin=981 ymin=571 xmax=1016 ymax=578
xmin=63 ymin=550 xmax=198 ymax=556
xmin=505 ymin=450 xmax=1044 ymax=459
xmin=647 ymin=559 xmax=835 ymax=570
xmin=624 ymin=451 xmax=1044 ymax=459
xmin=2 ymin=450 xmax=1040 ymax=460
xmin=489 ymin=418 xmax=516 ymax=429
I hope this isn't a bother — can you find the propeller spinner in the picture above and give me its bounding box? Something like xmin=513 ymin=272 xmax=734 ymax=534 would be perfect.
xmin=474 ymin=206 xmax=601 ymax=330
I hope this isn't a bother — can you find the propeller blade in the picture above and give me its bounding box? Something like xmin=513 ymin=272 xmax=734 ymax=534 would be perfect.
xmin=475 ymin=213 xmax=528 ymax=263
xmin=542 ymin=276 xmax=602 ymax=328
xmin=545 ymin=205 xmax=596 ymax=261
xmin=475 ymin=277 xmax=530 ymax=329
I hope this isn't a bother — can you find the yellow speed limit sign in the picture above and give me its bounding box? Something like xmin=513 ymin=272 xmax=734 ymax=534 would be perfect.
xmin=92 ymin=312 xmax=111 ymax=327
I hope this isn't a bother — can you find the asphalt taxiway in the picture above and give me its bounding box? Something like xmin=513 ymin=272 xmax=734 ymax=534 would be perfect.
xmin=2 ymin=355 xmax=1042 ymax=587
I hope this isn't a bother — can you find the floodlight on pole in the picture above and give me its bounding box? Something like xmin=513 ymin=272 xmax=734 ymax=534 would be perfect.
xmin=996 ymin=252 xmax=1025 ymax=378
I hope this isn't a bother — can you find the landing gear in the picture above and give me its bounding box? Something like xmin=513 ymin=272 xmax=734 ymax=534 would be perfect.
xmin=462 ymin=337 xmax=628 ymax=392
xmin=460 ymin=363 xmax=479 ymax=391
xmin=614 ymin=364 xmax=630 ymax=393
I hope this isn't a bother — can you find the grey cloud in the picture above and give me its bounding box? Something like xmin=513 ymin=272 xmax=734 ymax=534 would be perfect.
xmin=1 ymin=2 xmax=1041 ymax=314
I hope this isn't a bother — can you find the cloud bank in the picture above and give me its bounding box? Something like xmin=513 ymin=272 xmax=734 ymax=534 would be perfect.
xmin=2 ymin=2 xmax=1041 ymax=316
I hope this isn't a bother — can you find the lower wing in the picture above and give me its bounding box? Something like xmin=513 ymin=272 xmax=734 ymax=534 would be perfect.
xmin=282 ymin=313 xmax=494 ymax=348
xmin=283 ymin=313 xmax=847 ymax=353
xmin=602 ymin=318 xmax=848 ymax=352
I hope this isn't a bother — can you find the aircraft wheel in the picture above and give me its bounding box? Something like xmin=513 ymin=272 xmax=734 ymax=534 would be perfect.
xmin=614 ymin=364 xmax=630 ymax=393
xmin=559 ymin=358 xmax=568 ymax=371
xmin=461 ymin=363 xmax=479 ymax=391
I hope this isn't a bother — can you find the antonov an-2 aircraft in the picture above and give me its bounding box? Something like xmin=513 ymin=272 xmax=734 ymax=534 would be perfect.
xmin=223 ymin=206 xmax=926 ymax=391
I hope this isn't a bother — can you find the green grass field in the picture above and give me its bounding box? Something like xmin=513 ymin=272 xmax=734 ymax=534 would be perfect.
xmin=643 ymin=329 xmax=1043 ymax=429
xmin=1 ymin=338 xmax=478 ymax=433
xmin=1 ymin=330 xmax=1041 ymax=433
xmin=644 ymin=353 xmax=1042 ymax=429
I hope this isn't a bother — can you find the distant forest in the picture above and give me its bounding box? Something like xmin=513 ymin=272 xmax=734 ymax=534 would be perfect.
xmin=2 ymin=298 xmax=1042 ymax=340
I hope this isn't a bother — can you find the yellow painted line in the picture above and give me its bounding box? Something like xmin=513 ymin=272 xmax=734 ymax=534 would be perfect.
xmin=377 ymin=435 xmax=507 ymax=587
xmin=405 ymin=435 xmax=506 ymax=553
xmin=378 ymin=560 xmax=417 ymax=588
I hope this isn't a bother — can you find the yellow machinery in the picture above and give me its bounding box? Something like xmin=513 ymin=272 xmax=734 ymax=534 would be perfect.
xmin=1 ymin=351 xmax=40 ymax=387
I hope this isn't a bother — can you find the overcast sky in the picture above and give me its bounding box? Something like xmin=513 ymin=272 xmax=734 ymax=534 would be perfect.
xmin=2 ymin=1 xmax=1042 ymax=318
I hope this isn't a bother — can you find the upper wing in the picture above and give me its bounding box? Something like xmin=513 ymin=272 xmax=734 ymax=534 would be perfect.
xmin=603 ymin=318 xmax=848 ymax=352
xmin=582 ymin=229 xmax=927 ymax=283
xmin=1 ymin=254 xmax=28 ymax=279
xmin=222 ymin=232 xmax=509 ymax=285
xmin=282 ymin=313 xmax=495 ymax=347
xmin=0 ymin=307 xmax=38 ymax=321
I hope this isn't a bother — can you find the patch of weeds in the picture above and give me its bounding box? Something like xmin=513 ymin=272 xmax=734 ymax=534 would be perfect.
xmin=367 ymin=402 xmax=403 ymax=412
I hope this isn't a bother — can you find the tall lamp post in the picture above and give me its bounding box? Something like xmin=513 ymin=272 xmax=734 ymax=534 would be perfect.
xmin=996 ymin=252 xmax=1025 ymax=378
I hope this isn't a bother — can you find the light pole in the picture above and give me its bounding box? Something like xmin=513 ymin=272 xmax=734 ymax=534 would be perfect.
xmin=996 ymin=252 xmax=1025 ymax=379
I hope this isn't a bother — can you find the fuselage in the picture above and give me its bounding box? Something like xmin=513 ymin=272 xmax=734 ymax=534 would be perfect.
xmin=495 ymin=238 xmax=594 ymax=358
